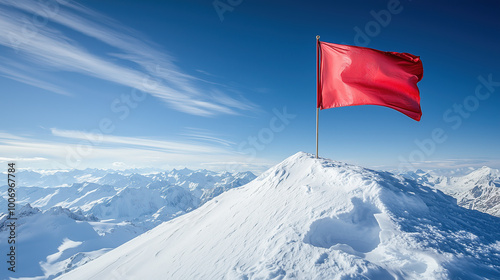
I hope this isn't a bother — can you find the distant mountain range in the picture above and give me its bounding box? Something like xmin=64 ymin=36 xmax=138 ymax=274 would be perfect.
xmin=400 ymin=166 xmax=500 ymax=217
xmin=2 ymin=163 xmax=499 ymax=279
xmin=0 ymin=168 xmax=256 ymax=279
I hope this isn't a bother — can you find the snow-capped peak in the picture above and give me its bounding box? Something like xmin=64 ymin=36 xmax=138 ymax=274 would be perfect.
xmin=462 ymin=166 xmax=500 ymax=183
xmin=58 ymin=152 xmax=500 ymax=280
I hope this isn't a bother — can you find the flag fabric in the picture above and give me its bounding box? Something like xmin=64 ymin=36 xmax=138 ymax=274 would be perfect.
xmin=317 ymin=41 xmax=423 ymax=121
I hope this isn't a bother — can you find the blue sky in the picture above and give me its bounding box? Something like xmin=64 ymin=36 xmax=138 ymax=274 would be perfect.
xmin=0 ymin=0 xmax=499 ymax=173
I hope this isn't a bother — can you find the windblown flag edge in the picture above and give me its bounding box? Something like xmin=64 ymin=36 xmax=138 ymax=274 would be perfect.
xmin=317 ymin=41 xmax=424 ymax=121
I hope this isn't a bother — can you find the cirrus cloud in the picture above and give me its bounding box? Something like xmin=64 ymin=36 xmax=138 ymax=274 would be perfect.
xmin=0 ymin=0 xmax=257 ymax=116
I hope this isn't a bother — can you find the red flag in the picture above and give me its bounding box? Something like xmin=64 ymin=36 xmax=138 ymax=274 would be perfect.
xmin=317 ymin=41 xmax=423 ymax=121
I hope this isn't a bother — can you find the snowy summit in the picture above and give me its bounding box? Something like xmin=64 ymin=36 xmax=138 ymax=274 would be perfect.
xmin=58 ymin=152 xmax=500 ymax=279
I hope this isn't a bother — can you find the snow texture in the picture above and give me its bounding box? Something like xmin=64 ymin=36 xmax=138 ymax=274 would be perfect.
xmin=57 ymin=152 xmax=500 ymax=280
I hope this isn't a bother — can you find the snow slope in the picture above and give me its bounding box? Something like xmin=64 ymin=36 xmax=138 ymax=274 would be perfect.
xmin=58 ymin=152 xmax=500 ymax=280
xmin=0 ymin=204 xmax=137 ymax=279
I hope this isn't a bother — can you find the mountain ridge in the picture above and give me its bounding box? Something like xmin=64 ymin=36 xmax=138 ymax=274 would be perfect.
xmin=401 ymin=165 xmax=500 ymax=217
xmin=57 ymin=152 xmax=500 ymax=280
xmin=0 ymin=168 xmax=256 ymax=279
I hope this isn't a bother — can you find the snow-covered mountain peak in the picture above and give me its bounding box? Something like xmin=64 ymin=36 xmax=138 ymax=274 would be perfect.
xmin=59 ymin=152 xmax=500 ymax=280
xmin=170 ymin=167 xmax=193 ymax=176
xmin=415 ymin=169 xmax=426 ymax=174
xmin=462 ymin=166 xmax=500 ymax=183
xmin=18 ymin=203 xmax=41 ymax=217
xmin=404 ymin=165 xmax=500 ymax=218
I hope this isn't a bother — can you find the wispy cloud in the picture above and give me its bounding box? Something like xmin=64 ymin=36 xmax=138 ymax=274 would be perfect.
xmin=50 ymin=128 xmax=231 ymax=154
xmin=0 ymin=0 xmax=256 ymax=116
xmin=180 ymin=127 xmax=236 ymax=147
xmin=0 ymin=58 xmax=71 ymax=96
xmin=373 ymin=158 xmax=500 ymax=173
xmin=200 ymin=161 xmax=273 ymax=174
xmin=410 ymin=159 xmax=500 ymax=169
xmin=0 ymin=156 xmax=48 ymax=162
xmin=0 ymin=131 xmax=271 ymax=173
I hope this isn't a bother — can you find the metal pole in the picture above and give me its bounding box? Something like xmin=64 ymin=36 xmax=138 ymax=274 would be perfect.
xmin=316 ymin=35 xmax=320 ymax=159
xmin=316 ymin=107 xmax=319 ymax=158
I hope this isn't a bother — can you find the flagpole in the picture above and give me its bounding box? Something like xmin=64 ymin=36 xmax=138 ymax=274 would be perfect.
xmin=316 ymin=108 xmax=319 ymax=159
xmin=316 ymin=35 xmax=320 ymax=159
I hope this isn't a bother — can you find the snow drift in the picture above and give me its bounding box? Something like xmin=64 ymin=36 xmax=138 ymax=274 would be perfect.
xmin=58 ymin=152 xmax=500 ymax=280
